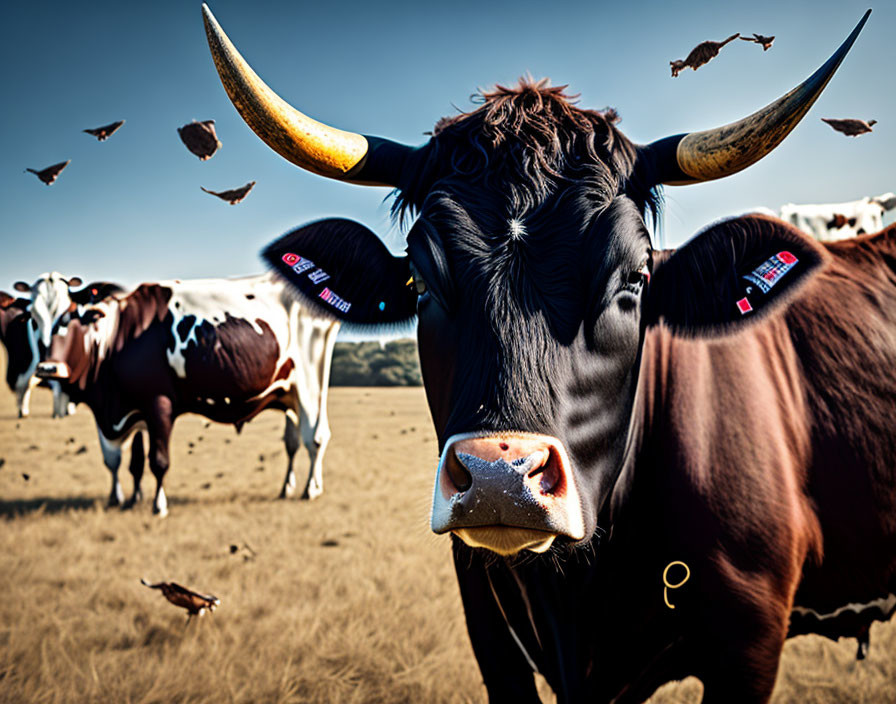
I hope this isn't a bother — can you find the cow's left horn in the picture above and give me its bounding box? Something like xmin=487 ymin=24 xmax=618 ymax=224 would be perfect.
xmin=643 ymin=10 xmax=870 ymax=185
xmin=202 ymin=4 xmax=412 ymax=187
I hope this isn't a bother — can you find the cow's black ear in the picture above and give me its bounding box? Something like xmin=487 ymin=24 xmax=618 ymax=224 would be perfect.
xmin=642 ymin=214 xmax=829 ymax=336
xmin=261 ymin=218 xmax=417 ymax=331
xmin=14 ymin=281 xmax=30 ymax=293
xmin=70 ymin=281 xmax=125 ymax=305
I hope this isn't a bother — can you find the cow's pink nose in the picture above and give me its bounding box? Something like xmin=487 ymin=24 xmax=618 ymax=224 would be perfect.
xmin=431 ymin=433 xmax=585 ymax=551
xmin=441 ymin=435 xmax=568 ymax=500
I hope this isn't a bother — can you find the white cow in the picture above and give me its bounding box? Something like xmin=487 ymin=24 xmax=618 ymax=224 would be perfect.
xmin=779 ymin=192 xmax=896 ymax=241
xmin=25 ymin=271 xmax=340 ymax=514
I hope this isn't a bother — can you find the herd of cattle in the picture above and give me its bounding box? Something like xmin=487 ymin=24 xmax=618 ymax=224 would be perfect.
xmin=4 ymin=5 xmax=894 ymax=703
xmin=4 ymin=190 xmax=891 ymax=518
xmin=2 ymin=272 xmax=339 ymax=515
xmin=5 ymin=193 xmax=892 ymax=508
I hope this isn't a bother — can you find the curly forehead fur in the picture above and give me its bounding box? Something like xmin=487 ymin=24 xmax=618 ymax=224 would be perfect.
xmin=393 ymin=78 xmax=661 ymax=224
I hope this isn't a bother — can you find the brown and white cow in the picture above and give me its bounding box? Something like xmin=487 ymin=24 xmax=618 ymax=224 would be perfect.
xmin=201 ymin=6 xmax=896 ymax=702
xmin=0 ymin=291 xmax=39 ymax=417
xmin=36 ymin=273 xmax=340 ymax=515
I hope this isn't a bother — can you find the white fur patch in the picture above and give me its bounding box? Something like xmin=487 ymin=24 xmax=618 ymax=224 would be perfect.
xmin=508 ymin=218 xmax=527 ymax=240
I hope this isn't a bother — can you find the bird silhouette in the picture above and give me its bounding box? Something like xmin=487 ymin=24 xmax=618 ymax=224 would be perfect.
xmin=178 ymin=120 xmax=222 ymax=160
xmin=741 ymin=33 xmax=775 ymax=51
xmin=201 ymin=181 xmax=256 ymax=205
xmin=671 ymin=33 xmax=740 ymax=77
xmin=25 ymin=160 xmax=70 ymax=185
xmin=141 ymin=578 xmax=220 ymax=618
xmin=821 ymin=118 xmax=876 ymax=137
xmin=83 ymin=120 xmax=125 ymax=141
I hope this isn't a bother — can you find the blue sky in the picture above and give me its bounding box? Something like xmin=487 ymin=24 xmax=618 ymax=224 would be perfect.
xmin=2 ymin=0 xmax=892 ymax=293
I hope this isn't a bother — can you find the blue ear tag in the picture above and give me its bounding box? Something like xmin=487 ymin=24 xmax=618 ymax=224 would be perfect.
xmin=378 ymin=301 xmax=386 ymax=311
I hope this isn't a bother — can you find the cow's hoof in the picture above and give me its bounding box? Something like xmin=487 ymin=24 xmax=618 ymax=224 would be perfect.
xmin=122 ymin=493 xmax=143 ymax=510
xmin=107 ymin=496 xmax=122 ymax=509
xmin=301 ymin=486 xmax=323 ymax=501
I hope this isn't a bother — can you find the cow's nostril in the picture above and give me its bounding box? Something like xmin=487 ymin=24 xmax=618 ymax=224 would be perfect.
xmin=445 ymin=448 xmax=473 ymax=492
xmin=529 ymin=447 xmax=564 ymax=495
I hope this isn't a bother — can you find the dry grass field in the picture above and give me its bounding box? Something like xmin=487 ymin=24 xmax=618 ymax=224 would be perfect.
xmin=0 ymin=347 xmax=894 ymax=703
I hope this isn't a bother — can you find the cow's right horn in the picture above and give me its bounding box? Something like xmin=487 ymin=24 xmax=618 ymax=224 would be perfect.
xmin=202 ymin=4 xmax=412 ymax=187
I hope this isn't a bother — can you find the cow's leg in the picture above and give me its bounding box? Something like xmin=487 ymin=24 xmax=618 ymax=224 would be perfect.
xmin=146 ymin=397 xmax=174 ymax=517
xmin=299 ymin=406 xmax=329 ymax=500
xmin=96 ymin=424 xmax=125 ymax=507
xmin=697 ymin=576 xmax=790 ymax=703
xmin=298 ymin=322 xmax=338 ymax=500
xmin=279 ymin=409 xmax=300 ymax=499
xmin=699 ymin=640 xmax=782 ymax=704
xmin=123 ymin=430 xmax=145 ymax=509
xmin=15 ymin=375 xmax=39 ymax=418
xmin=51 ymin=382 xmax=66 ymax=418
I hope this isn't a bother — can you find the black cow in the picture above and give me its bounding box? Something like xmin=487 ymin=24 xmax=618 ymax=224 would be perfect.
xmin=204 ymin=7 xmax=892 ymax=703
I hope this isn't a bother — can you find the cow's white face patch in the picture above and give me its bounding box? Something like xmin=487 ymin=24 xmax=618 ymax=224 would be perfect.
xmin=77 ymin=302 xmax=120 ymax=363
xmin=29 ymin=272 xmax=74 ymax=348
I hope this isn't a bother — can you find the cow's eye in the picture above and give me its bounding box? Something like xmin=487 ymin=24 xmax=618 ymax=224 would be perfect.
xmin=626 ymin=261 xmax=650 ymax=288
xmin=408 ymin=262 xmax=427 ymax=296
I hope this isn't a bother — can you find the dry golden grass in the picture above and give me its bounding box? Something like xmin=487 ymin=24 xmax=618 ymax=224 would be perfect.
xmin=0 ymin=347 xmax=894 ymax=702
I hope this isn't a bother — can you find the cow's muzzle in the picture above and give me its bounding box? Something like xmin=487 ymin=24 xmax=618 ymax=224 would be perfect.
xmin=36 ymin=361 xmax=69 ymax=380
xmin=430 ymin=433 xmax=585 ymax=555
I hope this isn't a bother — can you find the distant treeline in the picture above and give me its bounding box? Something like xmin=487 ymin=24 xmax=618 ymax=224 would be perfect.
xmin=330 ymin=339 xmax=422 ymax=386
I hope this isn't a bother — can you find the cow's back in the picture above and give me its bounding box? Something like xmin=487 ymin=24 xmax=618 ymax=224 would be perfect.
xmin=162 ymin=275 xmax=290 ymax=397
xmin=786 ymin=225 xmax=896 ymax=620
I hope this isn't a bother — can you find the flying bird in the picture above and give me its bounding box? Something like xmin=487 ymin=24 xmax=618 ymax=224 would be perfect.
xmin=83 ymin=120 xmax=125 ymax=141
xmin=201 ymin=181 xmax=256 ymax=205
xmin=821 ymin=117 xmax=877 ymax=136
xmin=141 ymin=578 xmax=220 ymax=617
xmin=25 ymin=160 xmax=70 ymax=185
xmin=178 ymin=120 xmax=222 ymax=160
xmin=670 ymin=33 xmax=740 ymax=77
xmin=741 ymin=33 xmax=775 ymax=51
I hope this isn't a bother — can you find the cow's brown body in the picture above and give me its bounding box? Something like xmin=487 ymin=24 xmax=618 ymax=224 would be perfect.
xmin=447 ymin=227 xmax=896 ymax=703
xmin=620 ymin=228 xmax=896 ymax=697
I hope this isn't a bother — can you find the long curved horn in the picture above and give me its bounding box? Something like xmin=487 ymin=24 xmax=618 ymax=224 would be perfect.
xmin=202 ymin=4 xmax=412 ymax=187
xmin=643 ymin=10 xmax=870 ymax=185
